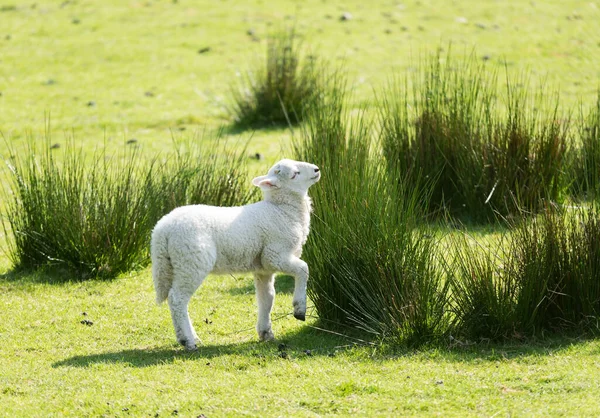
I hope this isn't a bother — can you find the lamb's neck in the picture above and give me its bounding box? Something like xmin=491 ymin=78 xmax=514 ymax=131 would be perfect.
xmin=263 ymin=191 xmax=312 ymax=223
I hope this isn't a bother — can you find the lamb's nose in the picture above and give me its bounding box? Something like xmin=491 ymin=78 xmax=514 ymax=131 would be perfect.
xmin=314 ymin=168 xmax=320 ymax=173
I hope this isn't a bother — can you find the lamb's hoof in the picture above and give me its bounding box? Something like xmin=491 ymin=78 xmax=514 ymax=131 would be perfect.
xmin=178 ymin=339 xmax=198 ymax=351
xmin=258 ymin=329 xmax=275 ymax=342
xmin=293 ymin=300 xmax=306 ymax=321
xmin=294 ymin=312 xmax=306 ymax=321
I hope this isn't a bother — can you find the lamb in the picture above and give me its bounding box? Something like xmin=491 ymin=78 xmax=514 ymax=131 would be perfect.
xmin=150 ymin=159 xmax=321 ymax=350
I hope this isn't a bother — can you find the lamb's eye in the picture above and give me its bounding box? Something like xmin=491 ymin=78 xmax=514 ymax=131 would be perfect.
xmin=291 ymin=171 xmax=300 ymax=179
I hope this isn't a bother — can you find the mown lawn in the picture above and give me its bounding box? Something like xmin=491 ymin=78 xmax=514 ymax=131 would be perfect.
xmin=2 ymin=0 xmax=600 ymax=416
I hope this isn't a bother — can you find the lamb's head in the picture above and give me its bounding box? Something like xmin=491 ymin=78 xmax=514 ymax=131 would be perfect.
xmin=252 ymin=159 xmax=320 ymax=196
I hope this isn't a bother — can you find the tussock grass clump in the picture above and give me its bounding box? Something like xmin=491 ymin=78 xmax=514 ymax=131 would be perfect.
xmin=2 ymin=136 xmax=253 ymax=279
xmin=380 ymin=55 xmax=493 ymax=218
xmin=294 ymin=81 xmax=449 ymax=344
xmin=380 ymin=52 xmax=569 ymax=222
xmin=449 ymin=207 xmax=600 ymax=340
xmin=151 ymin=138 xmax=256 ymax=218
xmin=228 ymin=28 xmax=324 ymax=128
xmin=571 ymin=91 xmax=600 ymax=199
xmin=448 ymin=236 xmax=517 ymax=340
xmin=516 ymin=208 xmax=600 ymax=331
xmin=486 ymin=82 xmax=569 ymax=217
xmin=3 ymin=143 xmax=154 ymax=278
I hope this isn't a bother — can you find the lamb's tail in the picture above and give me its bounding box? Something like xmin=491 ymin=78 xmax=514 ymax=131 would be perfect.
xmin=151 ymin=229 xmax=173 ymax=304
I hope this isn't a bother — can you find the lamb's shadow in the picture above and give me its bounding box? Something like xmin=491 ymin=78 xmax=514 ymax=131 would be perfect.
xmin=53 ymin=330 xmax=599 ymax=369
xmin=52 ymin=329 xmax=600 ymax=369
xmin=52 ymin=324 xmax=352 ymax=369
xmin=227 ymin=274 xmax=295 ymax=296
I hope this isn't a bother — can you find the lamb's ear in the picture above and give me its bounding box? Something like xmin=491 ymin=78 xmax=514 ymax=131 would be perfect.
xmin=252 ymin=175 xmax=280 ymax=190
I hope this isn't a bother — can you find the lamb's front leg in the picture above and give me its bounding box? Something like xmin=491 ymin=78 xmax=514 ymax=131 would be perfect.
xmin=254 ymin=273 xmax=275 ymax=341
xmin=292 ymin=261 xmax=308 ymax=321
xmin=270 ymin=256 xmax=309 ymax=321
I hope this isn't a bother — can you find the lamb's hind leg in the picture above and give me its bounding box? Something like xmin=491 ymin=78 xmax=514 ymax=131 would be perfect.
xmin=168 ymin=271 xmax=208 ymax=351
xmin=254 ymin=273 xmax=275 ymax=341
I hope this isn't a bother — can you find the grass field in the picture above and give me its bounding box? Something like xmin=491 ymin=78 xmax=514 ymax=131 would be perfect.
xmin=2 ymin=270 xmax=600 ymax=416
xmin=2 ymin=0 xmax=600 ymax=416
xmin=1 ymin=0 xmax=599 ymax=152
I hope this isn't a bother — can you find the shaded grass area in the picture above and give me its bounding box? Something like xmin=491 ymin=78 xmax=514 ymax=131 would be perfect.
xmin=1 ymin=269 xmax=600 ymax=416
xmin=449 ymin=206 xmax=600 ymax=340
xmin=571 ymin=91 xmax=600 ymax=199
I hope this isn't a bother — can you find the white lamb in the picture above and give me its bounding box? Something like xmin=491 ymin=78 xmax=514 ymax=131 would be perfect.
xmin=150 ymin=159 xmax=321 ymax=350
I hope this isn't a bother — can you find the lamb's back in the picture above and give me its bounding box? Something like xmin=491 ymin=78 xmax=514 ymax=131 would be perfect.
xmin=155 ymin=203 xmax=265 ymax=239
xmin=153 ymin=202 xmax=294 ymax=274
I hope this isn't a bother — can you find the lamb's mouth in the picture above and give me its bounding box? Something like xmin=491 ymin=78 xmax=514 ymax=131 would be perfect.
xmin=311 ymin=173 xmax=321 ymax=180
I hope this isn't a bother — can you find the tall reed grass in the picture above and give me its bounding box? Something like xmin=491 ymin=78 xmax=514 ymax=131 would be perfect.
xmin=2 ymin=135 xmax=254 ymax=279
xmin=379 ymin=52 xmax=569 ymax=222
xmin=151 ymin=138 xmax=256 ymax=218
xmin=294 ymin=80 xmax=449 ymax=344
xmin=571 ymin=91 xmax=600 ymax=199
xmin=449 ymin=207 xmax=600 ymax=339
xmin=228 ymin=28 xmax=324 ymax=128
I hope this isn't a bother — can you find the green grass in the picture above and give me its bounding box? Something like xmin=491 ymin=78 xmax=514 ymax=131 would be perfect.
xmin=2 ymin=133 xmax=254 ymax=278
xmin=379 ymin=52 xmax=570 ymax=222
xmin=227 ymin=28 xmax=328 ymax=128
xmin=1 ymin=0 xmax=599 ymax=152
xmin=2 ymin=268 xmax=600 ymax=416
xmin=293 ymin=83 xmax=449 ymax=344
xmin=2 ymin=0 xmax=600 ymax=415
xmin=448 ymin=207 xmax=600 ymax=340
xmin=572 ymin=91 xmax=600 ymax=199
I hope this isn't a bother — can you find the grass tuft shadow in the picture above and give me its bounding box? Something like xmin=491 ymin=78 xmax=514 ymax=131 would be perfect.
xmin=0 ymin=265 xmax=115 ymax=285
xmin=220 ymin=122 xmax=291 ymax=137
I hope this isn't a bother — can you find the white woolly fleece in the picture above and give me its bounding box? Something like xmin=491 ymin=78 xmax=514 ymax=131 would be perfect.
xmin=150 ymin=159 xmax=320 ymax=350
